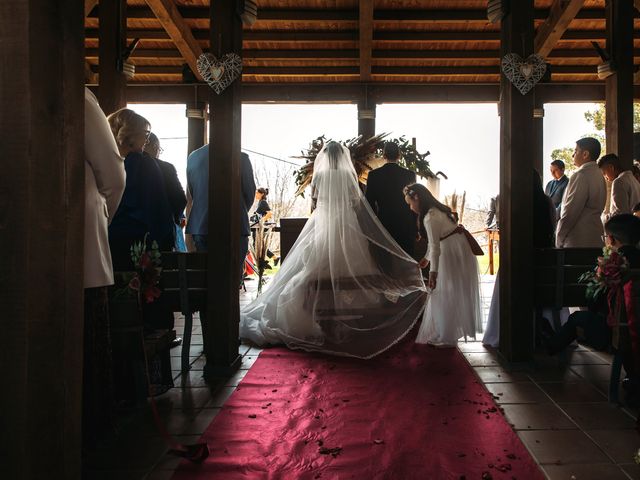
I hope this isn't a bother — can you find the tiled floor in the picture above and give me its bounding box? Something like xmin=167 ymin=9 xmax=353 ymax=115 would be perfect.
xmin=84 ymin=275 xmax=640 ymax=480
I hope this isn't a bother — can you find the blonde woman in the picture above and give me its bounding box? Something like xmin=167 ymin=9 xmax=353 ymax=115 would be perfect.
xmin=106 ymin=109 xmax=174 ymax=274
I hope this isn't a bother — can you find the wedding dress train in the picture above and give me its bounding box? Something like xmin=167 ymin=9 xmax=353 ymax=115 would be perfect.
xmin=240 ymin=142 xmax=427 ymax=359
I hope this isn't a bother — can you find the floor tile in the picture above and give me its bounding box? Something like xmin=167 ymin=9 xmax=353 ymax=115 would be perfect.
xmin=154 ymin=386 xmax=218 ymax=410
xmin=170 ymin=356 xmax=201 ymax=371
xmin=620 ymin=463 xmax=640 ymax=479
xmin=457 ymin=342 xmax=491 ymax=353
xmin=239 ymin=354 xmax=259 ymax=370
xmin=542 ymin=463 xmax=629 ymax=480
xmin=170 ymin=345 xmax=203 ymax=357
xmin=560 ymin=403 xmax=636 ymax=430
xmin=570 ymin=364 xmax=618 ymax=384
xmin=163 ymin=408 xmax=220 ymax=435
xmin=82 ymin=470 xmax=147 ymax=480
xmin=518 ymin=430 xmax=610 ymax=465
xmin=463 ymin=352 xmax=500 ymax=367
xmin=176 ymin=370 xmax=209 ymax=388
xmin=568 ymin=351 xmax=612 ymax=365
xmin=485 ymin=382 xmax=549 ymax=404
xmin=473 ymin=366 xmax=528 ymax=383
xmin=224 ymin=369 xmax=249 ymax=387
xmin=538 ymin=382 xmax=608 ymax=403
xmin=205 ymin=386 xmax=236 ymax=407
xmin=587 ymin=429 xmax=640 ymax=464
xmin=501 ymin=403 xmax=577 ymax=430
xmin=151 ymin=435 xmax=202 ymax=470
xmin=527 ymin=367 xmax=582 ymax=383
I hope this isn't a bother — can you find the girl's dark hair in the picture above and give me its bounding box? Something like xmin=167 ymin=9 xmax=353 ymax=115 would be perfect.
xmin=257 ymin=187 xmax=269 ymax=197
xmin=605 ymin=214 xmax=640 ymax=246
xmin=403 ymin=183 xmax=456 ymax=237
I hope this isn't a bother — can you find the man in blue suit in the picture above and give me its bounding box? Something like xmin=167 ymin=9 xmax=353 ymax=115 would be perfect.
xmin=185 ymin=145 xmax=256 ymax=279
xmin=545 ymin=159 xmax=569 ymax=218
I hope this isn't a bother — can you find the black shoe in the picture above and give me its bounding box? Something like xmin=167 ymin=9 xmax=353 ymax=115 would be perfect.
xmin=170 ymin=337 xmax=182 ymax=349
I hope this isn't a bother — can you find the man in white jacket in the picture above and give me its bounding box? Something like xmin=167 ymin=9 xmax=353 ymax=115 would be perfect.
xmin=556 ymin=137 xmax=606 ymax=248
xmin=597 ymin=153 xmax=640 ymax=223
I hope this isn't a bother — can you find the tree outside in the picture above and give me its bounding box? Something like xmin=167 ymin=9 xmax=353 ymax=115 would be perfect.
xmin=550 ymin=103 xmax=640 ymax=174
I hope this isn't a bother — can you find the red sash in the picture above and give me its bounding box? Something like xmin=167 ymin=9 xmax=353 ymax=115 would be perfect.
xmin=441 ymin=225 xmax=485 ymax=256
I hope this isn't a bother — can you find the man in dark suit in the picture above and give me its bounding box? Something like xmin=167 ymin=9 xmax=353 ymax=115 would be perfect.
xmin=545 ymin=159 xmax=569 ymax=218
xmin=365 ymin=142 xmax=417 ymax=257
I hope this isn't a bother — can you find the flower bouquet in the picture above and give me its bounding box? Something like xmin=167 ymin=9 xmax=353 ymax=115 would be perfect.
xmin=249 ymin=219 xmax=274 ymax=296
xmin=579 ymin=246 xmax=629 ymax=307
xmin=113 ymin=233 xmax=162 ymax=305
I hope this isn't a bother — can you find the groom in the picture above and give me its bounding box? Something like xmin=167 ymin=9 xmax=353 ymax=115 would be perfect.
xmin=366 ymin=142 xmax=418 ymax=257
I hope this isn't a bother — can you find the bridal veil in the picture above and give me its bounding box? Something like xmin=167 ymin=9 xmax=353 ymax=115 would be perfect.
xmin=240 ymin=142 xmax=427 ymax=358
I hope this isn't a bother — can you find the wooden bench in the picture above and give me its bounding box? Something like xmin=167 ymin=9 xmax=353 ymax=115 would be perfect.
xmin=533 ymin=247 xmax=626 ymax=403
xmin=109 ymin=291 xmax=176 ymax=404
xmin=161 ymin=251 xmax=207 ymax=372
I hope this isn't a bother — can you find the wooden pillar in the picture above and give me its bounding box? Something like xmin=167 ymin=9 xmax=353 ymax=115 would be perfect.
xmin=205 ymin=0 xmax=243 ymax=377
xmin=605 ymin=0 xmax=634 ymax=171
xmin=98 ymin=0 xmax=127 ymax=114
xmin=533 ymin=100 xmax=544 ymax=175
xmin=1 ymin=1 xmax=85 ymax=477
xmin=186 ymin=102 xmax=207 ymax=155
xmin=498 ymin=0 xmax=535 ymax=363
xmin=358 ymin=99 xmax=376 ymax=139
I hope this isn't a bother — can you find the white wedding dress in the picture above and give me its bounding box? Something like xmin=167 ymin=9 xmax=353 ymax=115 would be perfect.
xmin=240 ymin=143 xmax=427 ymax=358
xmin=416 ymin=208 xmax=482 ymax=345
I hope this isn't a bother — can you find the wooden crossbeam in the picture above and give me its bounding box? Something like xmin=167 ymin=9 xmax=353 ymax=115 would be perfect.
xmin=92 ymin=6 xmax=618 ymax=22
xmin=535 ymin=0 xmax=585 ymax=57
xmin=359 ymin=0 xmax=373 ymax=81
xmin=85 ymin=0 xmax=98 ymax=17
xmin=144 ymin=0 xmax=202 ymax=79
xmin=85 ymin=28 xmax=634 ymax=42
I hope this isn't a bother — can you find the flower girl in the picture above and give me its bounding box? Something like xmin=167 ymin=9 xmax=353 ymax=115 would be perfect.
xmin=404 ymin=184 xmax=482 ymax=346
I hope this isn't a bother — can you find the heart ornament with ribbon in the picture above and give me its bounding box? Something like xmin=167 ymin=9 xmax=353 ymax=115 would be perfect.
xmin=501 ymin=53 xmax=547 ymax=95
xmin=197 ymin=53 xmax=243 ymax=94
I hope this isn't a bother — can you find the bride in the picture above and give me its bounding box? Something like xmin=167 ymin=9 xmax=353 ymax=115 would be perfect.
xmin=240 ymin=141 xmax=427 ymax=358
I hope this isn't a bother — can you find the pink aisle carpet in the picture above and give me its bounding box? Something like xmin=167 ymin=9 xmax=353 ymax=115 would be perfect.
xmin=173 ymin=339 xmax=544 ymax=480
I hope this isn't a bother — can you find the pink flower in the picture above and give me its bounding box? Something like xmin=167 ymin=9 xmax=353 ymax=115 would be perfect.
xmin=140 ymin=252 xmax=152 ymax=269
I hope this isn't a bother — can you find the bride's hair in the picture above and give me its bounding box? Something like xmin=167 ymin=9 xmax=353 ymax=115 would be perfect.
xmin=324 ymin=141 xmax=343 ymax=169
xmin=403 ymin=183 xmax=457 ymax=237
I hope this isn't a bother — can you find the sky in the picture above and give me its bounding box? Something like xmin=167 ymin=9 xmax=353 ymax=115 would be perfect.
xmin=129 ymin=101 xmax=601 ymax=209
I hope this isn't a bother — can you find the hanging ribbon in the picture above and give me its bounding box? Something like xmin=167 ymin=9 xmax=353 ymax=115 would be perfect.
xmin=624 ymin=280 xmax=640 ymax=373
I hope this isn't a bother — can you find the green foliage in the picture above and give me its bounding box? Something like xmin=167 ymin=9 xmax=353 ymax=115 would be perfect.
xmin=293 ymin=133 xmax=435 ymax=196
xmin=584 ymin=103 xmax=640 ymax=133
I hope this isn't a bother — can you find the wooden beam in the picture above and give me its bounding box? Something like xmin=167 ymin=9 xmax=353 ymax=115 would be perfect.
xmin=359 ymin=0 xmax=373 ymax=81
xmin=499 ymin=0 xmax=535 ymax=364
xmin=109 ymin=83 xmax=640 ymax=104
xmin=85 ymin=28 xmax=633 ymax=42
xmin=144 ymin=0 xmax=202 ymax=79
xmin=3 ymin=1 xmax=85 ymax=477
xmin=535 ymin=0 xmax=585 ymax=57
xmin=85 ymin=0 xmax=98 ymax=17
xmin=94 ymin=6 xmax=623 ymax=22
xmin=605 ymin=0 xmax=634 ymax=171
xmin=98 ymin=0 xmax=127 ymax=114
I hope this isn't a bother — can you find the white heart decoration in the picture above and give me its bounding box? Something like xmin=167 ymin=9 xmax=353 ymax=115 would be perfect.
xmin=501 ymin=53 xmax=547 ymax=95
xmin=197 ymin=53 xmax=242 ymax=94
xmin=210 ymin=65 xmax=225 ymax=81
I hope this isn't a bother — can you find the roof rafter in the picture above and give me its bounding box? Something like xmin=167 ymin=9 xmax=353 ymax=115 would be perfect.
xmin=535 ymin=0 xmax=586 ymax=57
xmin=359 ymin=0 xmax=373 ymax=81
xmin=143 ymin=0 xmax=202 ymax=79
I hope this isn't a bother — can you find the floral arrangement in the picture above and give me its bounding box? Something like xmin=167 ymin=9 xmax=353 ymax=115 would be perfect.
xmin=249 ymin=219 xmax=274 ymax=296
xmin=293 ymin=133 xmax=437 ymax=196
xmin=579 ymin=246 xmax=629 ymax=303
xmin=114 ymin=233 xmax=162 ymax=304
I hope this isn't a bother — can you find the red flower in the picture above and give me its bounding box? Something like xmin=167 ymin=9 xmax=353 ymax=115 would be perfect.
xmin=128 ymin=275 xmax=141 ymax=291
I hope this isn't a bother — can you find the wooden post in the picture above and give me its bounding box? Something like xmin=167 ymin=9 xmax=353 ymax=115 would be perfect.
xmin=186 ymin=101 xmax=207 ymax=155
xmin=533 ymin=99 xmax=544 ymax=175
xmin=605 ymin=0 xmax=634 ymax=171
xmin=498 ymin=0 xmax=535 ymax=363
xmin=205 ymin=0 xmax=243 ymax=377
xmin=358 ymin=98 xmax=376 ymax=139
xmin=98 ymin=0 xmax=127 ymax=114
xmin=1 ymin=1 xmax=85 ymax=477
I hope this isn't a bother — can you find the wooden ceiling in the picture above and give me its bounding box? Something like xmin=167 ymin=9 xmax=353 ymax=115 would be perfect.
xmin=84 ymin=0 xmax=640 ymax=85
